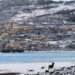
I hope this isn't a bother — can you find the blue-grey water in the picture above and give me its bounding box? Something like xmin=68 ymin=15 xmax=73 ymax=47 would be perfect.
xmin=0 ymin=51 xmax=75 ymax=63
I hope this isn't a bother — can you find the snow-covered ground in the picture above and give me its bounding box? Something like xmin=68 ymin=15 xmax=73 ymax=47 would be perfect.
xmin=11 ymin=9 xmax=48 ymax=22
xmin=0 ymin=61 xmax=75 ymax=74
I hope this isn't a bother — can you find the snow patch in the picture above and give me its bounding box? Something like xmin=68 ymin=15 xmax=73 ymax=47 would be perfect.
xmin=0 ymin=62 xmax=75 ymax=74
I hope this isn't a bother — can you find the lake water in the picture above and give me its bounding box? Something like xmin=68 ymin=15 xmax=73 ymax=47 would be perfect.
xmin=0 ymin=51 xmax=75 ymax=63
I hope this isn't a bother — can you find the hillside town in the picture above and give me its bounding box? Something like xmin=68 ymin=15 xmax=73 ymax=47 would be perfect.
xmin=0 ymin=21 xmax=75 ymax=52
xmin=0 ymin=0 xmax=75 ymax=52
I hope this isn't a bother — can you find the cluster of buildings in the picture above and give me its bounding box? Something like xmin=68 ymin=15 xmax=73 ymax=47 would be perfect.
xmin=0 ymin=21 xmax=75 ymax=52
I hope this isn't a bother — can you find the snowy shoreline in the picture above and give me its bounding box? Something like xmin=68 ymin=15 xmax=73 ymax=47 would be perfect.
xmin=0 ymin=61 xmax=75 ymax=75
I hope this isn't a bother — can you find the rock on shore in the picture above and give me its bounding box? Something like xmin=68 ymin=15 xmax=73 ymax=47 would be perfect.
xmin=49 ymin=66 xmax=75 ymax=75
xmin=32 ymin=66 xmax=75 ymax=75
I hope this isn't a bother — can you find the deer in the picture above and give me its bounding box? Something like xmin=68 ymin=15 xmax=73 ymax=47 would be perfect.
xmin=48 ymin=62 xmax=55 ymax=72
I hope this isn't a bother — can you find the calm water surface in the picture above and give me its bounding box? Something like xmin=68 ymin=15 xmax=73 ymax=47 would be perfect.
xmin=0 ymin=51 xmax=75 ymax=63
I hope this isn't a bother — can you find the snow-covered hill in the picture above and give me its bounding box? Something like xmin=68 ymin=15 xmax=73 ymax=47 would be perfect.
xmin=53 ymin=0 xmax=72 ymax=1
xmin=0 ymin=0 xmax=75 ymax=24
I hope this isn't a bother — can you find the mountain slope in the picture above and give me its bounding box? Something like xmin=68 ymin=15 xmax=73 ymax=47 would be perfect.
xmin=0 ymin=0 xmax=74 ymax=24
